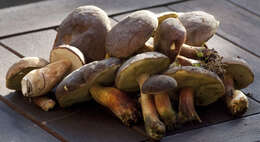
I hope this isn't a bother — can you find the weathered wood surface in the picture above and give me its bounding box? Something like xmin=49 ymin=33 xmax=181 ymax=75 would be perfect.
xmin=168 ymin=0 xmax=260 ymax=57
xmin=229 ymin=0 xmax=260 ymax=17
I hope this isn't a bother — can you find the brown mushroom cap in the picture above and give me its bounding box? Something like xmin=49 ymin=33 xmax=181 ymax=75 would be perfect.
xmin=6 ymin=57 xmax=48 ymax=90
xmin=115 ymin=52 xmax=170 ymax=92
xmin=154 ymin=18 xmax=186 ymax=61
xmin=142 ymin=75 xmax=177 ymax=94
xmin=55 ymin=57 xmax=121 ymax=107
xmin=50 ymin=45 xmax=85 ymax=72
xmin=222 ymin=57 xmax=254 ymax=89
xmin=165 ymin=66 xmax=225 ymax=106
xmin=53 ymin=5 xmax=111 ymax=62
xmin=106 ymin=10 xmax=158 ymax=58
xmin=178 ymin=11 xmax=219 ymax=46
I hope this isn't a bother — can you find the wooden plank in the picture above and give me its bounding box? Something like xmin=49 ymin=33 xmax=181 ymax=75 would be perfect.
xmin=161 ymin=113 xmax=260 ymax=142
xmin=228 ymin=0 xmax=260 ymax=17
xmin=0 ymin=0 xmax=185 ymax=38
xmin=1 ymin=30 xmax=56 ymax=61
xmin=168 ymin=0 xmax=260 ymax=56
xmin=0 ymin=101 xmax=59 ymax=142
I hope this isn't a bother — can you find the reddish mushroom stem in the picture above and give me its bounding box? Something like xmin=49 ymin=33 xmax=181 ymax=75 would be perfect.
xmin=179 ymin=45 xmax=206 ymax=60
xmin=178 ymin=87 xmax=201 ymax=123
xmin=89 ymin=84 xmax=139 ymax=126
xmin=137 ymin=74 xmax=165 ymax=140
xmin=154 ymin=92 xmax=177 ymax=129
xmin=223 ymin=74 xmax=248 ymax=116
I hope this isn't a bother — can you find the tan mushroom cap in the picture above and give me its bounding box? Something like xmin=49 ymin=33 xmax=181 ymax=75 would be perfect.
xmin=54 ymin=5 xmax=111 ymax=62
xmin=115 ymin=52 xmax=170 ymax=92
xmin=106 ymin=10 xmax=158 ymax=58
xmin=165 ymin=66 xmax=225 ymax=106
xmin=55 ymin=57 xmax=121 ymax=107
xmin=6 ymin=57 xmax=48 ymax=90
xmin=222 ymin=57 xmax=254 ymax=89
xmin=50 ymin=45 xmax=85 ymax=72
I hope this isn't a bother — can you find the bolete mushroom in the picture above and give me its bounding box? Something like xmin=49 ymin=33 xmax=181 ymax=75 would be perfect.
xmin=21 ymin=45 xmax=85 ymax=97
xmin=106 ymin=10 xmax=158 ymax=58
xmin=5 ymin=57 xmax=56 ymax=111
xmin=54 ymin=5 xmax=111 ymax=62
xmin=56 ymin=58 xmax=139 ymax=126
xmin=142 ymin=75 xmax=178 ymax=129
xmin=116 ymin=52 xmax=170 ymax=140
xmin=179 ymin=44 xmax=207 ymax=60
xmin=154 ymin=18 xmax=186 ymax=62
xmin=165 ymin=66 xmax=225 ymax=123
xmin=222 ymin=57 xmax=254 ymax=116
xmin=6 ymin=57 xmax=48 ymax=90
xmin=178 ymin=11 xmax=219 ymax=46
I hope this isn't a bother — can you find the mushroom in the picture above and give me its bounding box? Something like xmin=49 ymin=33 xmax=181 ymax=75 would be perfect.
xmin=179 ymin=44 xmax=207 ymax=60
xmin=178 ymin=11 xmax=219 ymax=46
xmin=154 ymin=18 xmax=186 ymax=62
xmin=56 ymin=58 xmax=139 ymax=126
xmin=5 ymin=57 xmax=56 ymax=111
xmin=222 ymin=57 xmax=254 ymax=116
xmin=164 ymin=66 xmax=225 ymax=123
xmin=6 ymin=57 xmax=48 ymax=90
xmin=106 ymin=10 xmax=158 ymax=58
xmin=21 ymin=45 xmax=85 ymax=97
xmin=116 ymin=52 xmax=170 ymax=140
xmin=54 ymin=5 xmax=111 ymax=62
xmin=142 ymin=75 xmax=178 ymax=128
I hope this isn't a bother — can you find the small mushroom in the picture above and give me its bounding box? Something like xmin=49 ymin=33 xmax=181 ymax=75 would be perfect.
xmin=54 ymin=5 xmax=111 ymax=62
xmin=116 ymin=52 xmax=170 ymax=140
xmin=106 ymin=10 xmax=158 ymax=58
xmin=178 ymin=11 xmax=219 ymax=46
xmin=179 ymin=44 xmax=207 ymax=60
xmin=21 ymin=45 xmax=85 ymax=97
xmin=56 ymin=58 xmax=139 ymax=126
xmin=154 ymin=18 xmax=186 ymax=62
xmin=222 ymin=57 xmax=254 ymax=116
xmin=6 ymin=57 xmax=48 ymax=90
xmin=32 ymin=96 xmax=56 ymax=112
xmin=142 ymin=75 xmax=178 ymax=129
xmin=165 ymin=66 xmax=225 ymax=123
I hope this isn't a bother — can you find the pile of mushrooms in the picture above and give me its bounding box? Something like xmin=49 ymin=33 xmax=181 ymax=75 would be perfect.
xmin=5 ymin=5 xmax=255 ymax=141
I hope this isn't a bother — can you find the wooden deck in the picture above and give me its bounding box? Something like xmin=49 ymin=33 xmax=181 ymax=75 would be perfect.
xmin=0 ymin=0 xmax=259 ymax=141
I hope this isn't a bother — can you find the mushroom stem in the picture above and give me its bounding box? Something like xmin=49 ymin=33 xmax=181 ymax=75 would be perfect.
xmin=154 ymin=92 xmax=177 ymax=129
xmin=21 ymin=59 xmax=72 ymax=97
xmin=89 ymin=84 xmax=139 ymax=126
xmin=223 ymin=74 xmax=249 ymax=116
xmin=137 ymin=74 xmax=166 ymax=140
xmin=32 ymin=96 xmax=56 ymax=111
xmin=178 ymin=87 xmax=201 ymax=123
xmin=179 ymin=44 xmax=206 ymax=60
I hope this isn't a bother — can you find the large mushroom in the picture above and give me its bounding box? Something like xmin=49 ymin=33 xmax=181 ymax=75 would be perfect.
xmin=56 ymin=58 xmax=139 ymax=126
xmin=54 ymin=5 xmax=111 ymax=62
xmin=165 ymin=66 xmax=225 ymax=123
xmin=106 ymin=10 xmax=158 ymax=58
xmin=154 ymin=18 xmax=186 ymax=62
xmin=178 ymin=11 xmax=219 ymax=46
xmin=142 ymin=75 xmax=178 ymax=128
xmin=21 ymin=45 xmax=85 ymax=97
xmin=5 ymin=57 xmax=55 ymax=111
xmin=116 ymin=52 xmax=170 ymax=140
xmin=222 ymin=57 xmax=254 ymax=116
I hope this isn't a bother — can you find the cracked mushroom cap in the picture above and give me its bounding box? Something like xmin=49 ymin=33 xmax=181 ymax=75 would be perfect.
xmin=165 ymin=66 xmax=225 ymax=106
xmin=53 ymin=5 xmax=111 ymax=62
xmin=154 ymin=18 xmax=186 ymax=61
xmin=55 ymin=57 xmax=121 ymax=107
xmin=50 ymin=45 xmax=85 ymax=72
xmin=115 ymin=52 xmax=170 ymax=92
xmin=222 ymin=57 xmax=254 ymax=89
xmin=106 ymin=10 xmax=158 ymax=58
xmin=142 ymin=75 xmax=177 ymax=94
xmin=178 ymin=11 xmax=219 ymax=46
xmin=6 ymin=57 xmax=48 ymax=90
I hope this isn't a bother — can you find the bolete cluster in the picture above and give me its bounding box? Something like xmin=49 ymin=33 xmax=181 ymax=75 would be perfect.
xmin=5 ymin=5 xmax=255 ymax=141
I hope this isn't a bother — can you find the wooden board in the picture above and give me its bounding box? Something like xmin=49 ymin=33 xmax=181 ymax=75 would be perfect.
xmin=229 ymin=0 xmax=260 ymax=17
xmin=168 ymin=0 xmax=260 ymax=56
